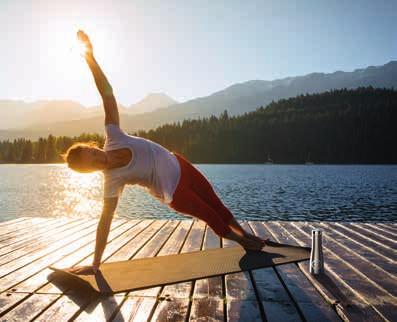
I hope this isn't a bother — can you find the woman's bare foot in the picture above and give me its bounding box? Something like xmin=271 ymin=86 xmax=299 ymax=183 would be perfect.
xmin=226 ymin=219 xmax=268 ymax=246
xmin=244 ymin=232 xmax=269 ymax=245
xmin=225 ymin=230 xmax=263 ymax=251
xmin=236 ymin=235 xmax=264 ymax=251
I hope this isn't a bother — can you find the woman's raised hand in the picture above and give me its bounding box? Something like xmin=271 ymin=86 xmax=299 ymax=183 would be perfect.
xmin=77 ymin=30 xmax=94 ymax=57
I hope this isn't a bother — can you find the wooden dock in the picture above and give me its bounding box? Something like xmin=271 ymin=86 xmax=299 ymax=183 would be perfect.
xmin=0 ymin=217 xmax=395 ymax=321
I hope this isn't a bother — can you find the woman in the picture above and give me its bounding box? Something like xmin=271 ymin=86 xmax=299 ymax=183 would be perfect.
xmin=66 ymin=31 xmax=267 ymax=274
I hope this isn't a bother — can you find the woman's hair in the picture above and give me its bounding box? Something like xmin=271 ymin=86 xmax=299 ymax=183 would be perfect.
xmin=61 ymin=141 xmax=99 ymax=173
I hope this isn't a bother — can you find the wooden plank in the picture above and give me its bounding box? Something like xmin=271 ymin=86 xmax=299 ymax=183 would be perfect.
xmin=0 ymin=218 xmax=78 ymax=256
xmin=376 ymin=223 xmax=397 ymax=234
xmin=72 ymin=220 xmax=181 ymax=322
xmin=0 ymin=217 xmax=28 ymax=227
xmin=0 ymin=217 xmax=52 ymax=242
xmin=250 ymin=222 xmax=340 ymax=322
xmin=0 ymin=219 xmax=132 ymax=318
xmin=246 ymin=222 xmax=302 ymax=322
xmin=150 ymin=221 xmax=206 ymax=322
xmin=227 ymin=300 xmax=262 ymax=322
xmin=340 ymin=223 xmax=397 ymax=250
xmin=72 ymin=295 xmax=126 ymax=322
xmin=325 ymin=223 xmax=396 ymax=261
xmin=252 ymin=267 xmax=302 ymax=322
xmin=0 ymin=293 xmax=59 ymax=321
xmin=111 ymin=297 xmax=157 ymax=322
xmin=265 ymin=222 xmax=384 ymax=322
xmin=362 ymin=224 xmax=397 ymax=240
xmin=318 ymin=222 xmax=396 ymax=276
xmin=190 ymin=226 xmax=224 ymax=322
xmin=0 ymin=218 xmax=91 ymax=265
xmin=34 ymin=294 xmax=99 ymax=322
xmin=223 ymin=222 xmax=263 ymax=322
xmin=0 ymin=219 xmax=97 ymax=278
xmin=17 ymin=219 xmax=147 ymax=321
xmin=0 ymin=292 xmax=28 ymax=316
xmin=0 ymin=217 xmax=53 ymax=243
xmin=189 ymin=298 xmax=224 ymax=322
xmin=279 ymin=222 xmax=396 ymax=322
xmin=0 ymin=217 xmax=35 ymax=232
xmin=351 ymin=223 xmax=397 ymax=245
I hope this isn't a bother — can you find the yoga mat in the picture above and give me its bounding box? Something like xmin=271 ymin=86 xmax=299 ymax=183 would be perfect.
xmin=50 ymin=242 xmax=310 ymax=294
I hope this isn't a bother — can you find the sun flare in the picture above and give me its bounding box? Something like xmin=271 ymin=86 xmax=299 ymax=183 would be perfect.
xmin=52 ymin=166 xmax=103 ymax=218
xmin=72 ymin=39 xmax=90 ymax=57
xmin=42 ymin=19 xmax=106 ymax=80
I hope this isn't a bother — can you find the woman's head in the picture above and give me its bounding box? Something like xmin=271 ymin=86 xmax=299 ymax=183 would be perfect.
xmin=62 ymin=142 xmax=107 ymax=173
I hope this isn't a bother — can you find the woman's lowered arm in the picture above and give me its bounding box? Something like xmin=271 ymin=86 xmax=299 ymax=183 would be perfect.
xmin=67 ymin=197 xmax=118 ymax=274
xmin=77 ymin=30 xmax=119 ymax=126
xmin=92 ymin=197 xmax=119 ymax=269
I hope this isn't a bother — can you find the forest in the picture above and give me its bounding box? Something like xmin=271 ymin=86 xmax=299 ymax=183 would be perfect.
xmin=0 ymin=87 xmax=396 ymax=164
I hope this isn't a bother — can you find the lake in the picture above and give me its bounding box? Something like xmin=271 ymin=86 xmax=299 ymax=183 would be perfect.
xmin=0 ymin=164 xmax=396 ymax=223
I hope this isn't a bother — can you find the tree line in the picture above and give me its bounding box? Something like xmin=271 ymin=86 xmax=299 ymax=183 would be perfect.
xmin=0 ymin=87 xmax=396 ymax=164
xmin=0 ymin=134 xmax=104 ymax=163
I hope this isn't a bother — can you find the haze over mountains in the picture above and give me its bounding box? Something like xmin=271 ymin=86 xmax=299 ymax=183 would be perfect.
xmin=0 ymin=93 xmax=177 ymax=129
xmin=1 ymin=61 xmax=396 ymax=140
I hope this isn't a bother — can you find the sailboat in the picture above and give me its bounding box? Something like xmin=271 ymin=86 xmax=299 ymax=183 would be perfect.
xmin=265 ymin=154 xmax=274 ymax=164
xmin=305 ymin=152 xmax=314 ymax=165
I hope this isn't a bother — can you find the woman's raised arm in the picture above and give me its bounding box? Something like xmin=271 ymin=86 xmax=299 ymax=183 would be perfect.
xmin=77 ymin=30 xmax=120 ymax=126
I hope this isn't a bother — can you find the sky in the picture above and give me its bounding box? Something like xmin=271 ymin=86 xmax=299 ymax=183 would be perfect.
xmin=1 ymin=0 xmax=396 ymax=106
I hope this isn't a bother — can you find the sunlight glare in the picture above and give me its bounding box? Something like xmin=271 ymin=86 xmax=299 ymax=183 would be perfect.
xmin=52 ymin=166 xmax=102 ymax=218
xmin=71 ymin=39 xmax=89 ymax=58
xmin=42 ymin=18 xmax=107 ymax=80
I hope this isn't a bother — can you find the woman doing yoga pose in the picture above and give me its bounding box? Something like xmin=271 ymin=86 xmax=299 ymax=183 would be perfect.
xmin=66 ymin=31 xmax=267 ymax=274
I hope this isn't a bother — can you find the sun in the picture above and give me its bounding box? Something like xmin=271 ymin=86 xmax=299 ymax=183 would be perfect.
xmin=43 ymin=20 xmax=103 ymax=80
xmin=73 ymin=38 xmax=90 ymax=57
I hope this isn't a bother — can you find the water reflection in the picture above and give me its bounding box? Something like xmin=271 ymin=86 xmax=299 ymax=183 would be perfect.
xmin=0 ymin=164 xmax=396 ymax=222
xmin=51 ymin=166 xmax=103 ymax=218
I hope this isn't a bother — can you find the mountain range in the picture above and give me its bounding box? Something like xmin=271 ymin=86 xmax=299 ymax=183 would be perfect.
xmin=1 ymin=60 xmax=396 ymax=140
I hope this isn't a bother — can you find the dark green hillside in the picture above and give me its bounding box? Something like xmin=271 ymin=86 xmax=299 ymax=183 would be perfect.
xmin=139 ymin=87 xmax=397 ymax=163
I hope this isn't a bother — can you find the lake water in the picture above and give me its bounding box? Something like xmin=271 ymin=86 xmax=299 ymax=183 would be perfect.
xmin=0 ymin=164 xmax=396 ymax=223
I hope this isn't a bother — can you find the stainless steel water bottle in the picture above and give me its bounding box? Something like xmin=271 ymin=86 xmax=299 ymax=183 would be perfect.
xmin=310 ymin=229 xmax=324 ymax=274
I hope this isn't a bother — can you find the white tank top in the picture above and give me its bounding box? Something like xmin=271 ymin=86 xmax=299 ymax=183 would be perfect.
xmin=102 ymin=124 xmax=181 ymax=204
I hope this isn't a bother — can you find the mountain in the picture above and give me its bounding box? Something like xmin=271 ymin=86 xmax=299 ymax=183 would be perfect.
xmin=0 ymin=95 xmax=171 ymax=131
xmin=1 ymin=60 xmax=396 ymax=140
xmin=0 ymin=100 xmax=33 ymax=129
xmin=0 ymin=100 xmax=92 ymax=129
xmin=128 ymin=93 xmax=178 ymax=115
xmin=154 ymin=60 xmax=397 ymax=119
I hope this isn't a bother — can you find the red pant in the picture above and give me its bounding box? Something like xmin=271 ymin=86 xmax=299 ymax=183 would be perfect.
xmin=169 ymin=153 xmax=233 ymax=237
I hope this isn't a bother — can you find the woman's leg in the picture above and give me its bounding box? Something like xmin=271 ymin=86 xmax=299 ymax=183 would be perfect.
xmin=169 ymin=188 xmax=263 ymax=250
xmin=170 ymin=187 xmax=231 ymax=237
xmin=180 ymin=155 xmax=268 ymax=243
